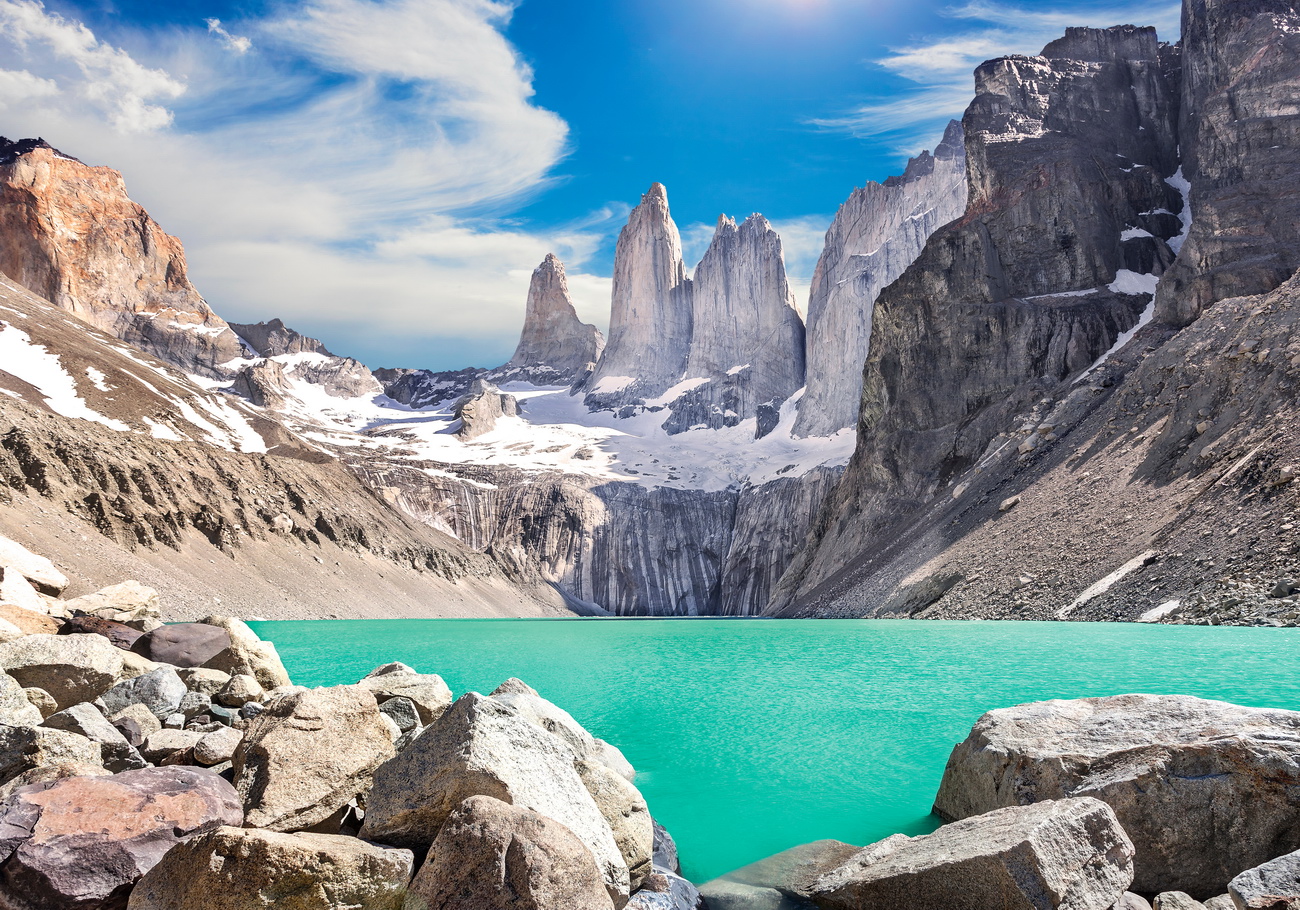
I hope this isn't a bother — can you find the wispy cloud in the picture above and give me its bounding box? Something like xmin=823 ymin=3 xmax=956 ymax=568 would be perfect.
xmin=813 ymin=0 xmax=1181 ymax=152
xmin=0 ymin=0 xmax=619 ymax=368
xmin=204 ymin=18 xmax=251 ymax=55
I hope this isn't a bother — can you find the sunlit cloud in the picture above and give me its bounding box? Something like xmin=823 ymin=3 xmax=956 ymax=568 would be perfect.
xmin=204 ymin=18 xmax=251 ymax=55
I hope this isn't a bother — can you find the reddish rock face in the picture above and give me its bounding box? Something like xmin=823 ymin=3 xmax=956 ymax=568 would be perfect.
xmin=0 ymin=767 xmax=244 ymax=910
xmin=0 ymin=143 xmax=243 ymax=377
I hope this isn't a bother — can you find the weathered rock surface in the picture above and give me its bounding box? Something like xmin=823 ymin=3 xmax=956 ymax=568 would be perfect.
xmin=490 ymin=678 xmax=630 ymax=775
xmin=0 ymin=139 xmax=244 ymax=376
xmin=810 ymin=798 xmax=1134 ymax=910
xmin=357 ymin=663 xmax=452 ymax=726
xmin=0 ymin=567 xmax=46 ymax=615
xmin=195 ymin=617 xmax=291 ymax=690
xmin=0 ymin=724 xmax=102 ymax=785
xmin=0 ymin=766 xmax=242 ymax=910
xmin=402 ymin=794 xmax=616 ymax=910
xmin=0 ymin=673 xmax=40 ymax=728
xmin=1155 ymin=0 xmax=1300 ymax=327
xmin=100 ymin=666 xmax=187 ymax=721
xmin=586 ymin=183 xmax=693 ymax=408
xmin=192 ymin=726 xmax=243 ymax=766
xmin=577 ymin=758 xmax=653 ymax=892
xmin=0 ymin=605 xmax=57 ymax=637
xmin=794 ymin=120 xmax=967 ymax=437
xmin=230 ymin=318 xmax=333 ymax=358
xmin=42 ymin=702 xmax=145 ymax=772
xmin=1229 ymin=849 xmax=1300 ymax=910
xmin=64 ymin=581 xmax=162 ymax=631
xmin=701 ymin=839 xmax=859 ymax=909
xmin=132 ymin=623 xmax=231 ymax=668
xmin=361 ymin=692 xmax=629 ymax=903
xmin=232 ymin=684 xmax=395 ymax=832
xmin=453 ymin=379 xmax=519 ymax=441
xmin=60 ymin=615 xmax=143 ymax=650
xmin=933 ymin=695 xmax=1300 ymax=896
xmin=506 ymin=254 xmax=605 ymax=382
xmin=627 ymin=872 xmax=706 ymax=910
xmin=1154 ymin=894 xmax=1208 ymax=910
xmin=0 ymin=633 xmax=123 ymax=710
xmin=127 ymin=825 xmax=412 ymax=910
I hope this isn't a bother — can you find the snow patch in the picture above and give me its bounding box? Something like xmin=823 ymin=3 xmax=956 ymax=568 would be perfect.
xmin=1057 ymin=550 xmax=1157 ymax=617
xmin=1120 ymin=228 xmax=1154 ymax=240
xmin=644 ymin=377 xmax=710 ymax=409
xmin=0 ymin=325 xmax=129 ymax=430
xmin=589 ymin=375 xmax=635 ymax=395
xmin=725 ymin=364 xmax=751 ymax=376
xmin=143 ymin=418 xmax=184 ymax=441
xmin=85 ymin=367 xmax=110 ymax=391
xmin=1024 ymin=288 xmax=1099 ymax=301
xmin=1164 ymin=168 xmax=1192 ymax=254
xmin=1108 ymin=270 xmax=1161 ymax=296
xmin=1138 ymin=600 xmax=1180 ymax=622
xmin=1074 ymin=297 xmax=1156 ymax=382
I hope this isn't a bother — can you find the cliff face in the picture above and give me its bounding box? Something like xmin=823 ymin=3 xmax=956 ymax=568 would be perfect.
xmin=793 ymin=121 xmax=968 ymax=438
xmin=0 ymin=139 xmax=244 ymax=377
xmin=1154 ymin=0 xmax=1300 ymax=326
xmin=230 ymin=318 xmax=332 ymax=358
xmin=585 ymin=183 xmax=693 ymax=406
xmin=507 ymin=254 xmax=605 ymax=383
xmin=773 ymin=24 xmax=1184 ymax=608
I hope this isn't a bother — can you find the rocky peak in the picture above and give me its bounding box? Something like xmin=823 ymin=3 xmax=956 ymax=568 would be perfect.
xmin=0 ymin=139 xmax=243 ymax=377
xmin=1040 ymin=24 xmax=1161 ymax=62
xmin=793 ymin=121 xmax=968 ymax=438
xmin=230 ymin=319 xmax=333 ymax=358
xmin=507 ymin=254 xmax=605 ymax=382
xmin=584 ymin=183 xmax=693 ymax=408
xmin=453 ymin=379 xmax=519 ymax=440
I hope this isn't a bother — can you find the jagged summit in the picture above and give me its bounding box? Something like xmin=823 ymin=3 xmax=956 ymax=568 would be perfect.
xmin=231 ymin=318 xmax=334 ymax=358
xmin=0 ymin=136 xmax=79 ymax=166
xmin=506 ymin=253 xmax=604 ymax=382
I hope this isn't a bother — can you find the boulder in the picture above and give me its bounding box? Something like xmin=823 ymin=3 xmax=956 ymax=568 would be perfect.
xmin=176 ymin=667 xmax=231 ymax=697
xmin=177 ymin=690 xmax=213 ymax=721
xmin=196 ymin=616 xmax=291 ymax=689
xmin=100 ymin=666 xmax=187 ymax=720
xmin=192 ymin=726 xmax=243 ymax=767
xmin=0 ymin=604 xmax=59 ymax=636
xmin=0 ymin=619 xmax=25 ymax=644
xmin=577 ymin=758 xmax=653 ymax=892
xmin=1153 ymin=895 xmax=1207 ymax=910
xmin=0 ymin=760 xmax=107 ymax=803
xmin=215 ymin=673 xmax=263 ymax=708
xmin=627 ymin=872 xmax=707 ymax=910
xmin=653 ymin=819 xmax=681 ymax=874
xmin=42 ymin=702 xmax=146 ymax=772
xmin=0 ymin=567 xmax=47 ymax=614
xmin=0 ymin=724 xmax=101 ymax=784
xmin=0 ymin=633 xmax=123 ymax=710
xmin=127 ymin=825 xmax=412 ymax=910
xmin=0 ymin=535 xmax=67 ymax=595
xmin=378 ymin=696 xmax=420 ymax=732
xmin=359 ymin=663 xmax=452 ymax=726
xmin=0 ymin=766 xmax=243 ymax=910
xmin=0 ymin=673 xmax=41 ymax=727
xmin=117 ymin=650 xmax=161 ymax=681
xmin=232 ymin=684 xmax=395 ymax=832
xmin=1229 ymin=849 xmax=1300 ymax=910
xmin=59 ymin=614 xmax=144 ymax=650
xmin=132 ymin=622 xmax=231 ymax=668
xmin=810 ymin=798 xmax=1134 ymax=910
xmin=491 ymin=678 xmax=635 ymax=780
xmin=110 ymin=703 xmax=162 ymax=748
xmin=402 ymin=795 xmax=615 ymax=910
xmin=20 ymin=687 xmax=55 ymax=720
xmin=140 ymin=728 xmax=203 ymax=764
xmin=361 ymin=692 xmax=629 ymax=904
xmin=701 ymin=839 xmax=861 ymax=907
xmin=1202 ymin=898 xmax=1234 ymax=910
xmin=933 ymin=695 xmax=1300 ymax=896
xmin=697 ymin=880 xmax=798 ymax=910
xmin=1115 ymin=894 xmax=1155 ymax=910
xmin=63 ymin=581 xmax=161 ymax=630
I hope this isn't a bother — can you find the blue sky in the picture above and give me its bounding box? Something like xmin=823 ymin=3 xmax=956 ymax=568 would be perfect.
xmin=0 ymin=0 xmax=1178 ymax=370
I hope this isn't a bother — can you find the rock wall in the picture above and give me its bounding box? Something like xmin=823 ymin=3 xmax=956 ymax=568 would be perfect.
xmin=507 ymin=254 xmax=605 ymax=384
xmin=794 ymin=121 xmax=968 ymax=438
xmin=0 ymin=139 xmax=244 ymax=377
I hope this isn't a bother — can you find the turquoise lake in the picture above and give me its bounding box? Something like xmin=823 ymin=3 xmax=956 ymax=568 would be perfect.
xmin=248 ymin=618 xmax=1300 ymax=884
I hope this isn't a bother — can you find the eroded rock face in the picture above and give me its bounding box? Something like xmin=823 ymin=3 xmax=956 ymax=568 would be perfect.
xmin=452 ymin=380 xmax=519 ymax=441
xmin=404 ymin=795 xmax=616 ymax=910
xmin=230 ymin=318 xmax=333 ymax=358
xmin=0 ymin=767 xmax=242 ymax=910
xmin=126 ymin=825 xmax=412 ymax=910
xmin=361 ymin=692 xmax=629 ymax=904
xmin=933 ymin=694 xmax=1300 ymax=896
xmin=810 ymin=798 xmax=1134 ymax=910
xmin=586 ymin=183 xmax=693 ymax=408
xmin=232 ymin=685 xmax=395 ymax=832
xmin=0 ymin=139 xmax=244 ymax=376
xmin=794 ymin=121 xmax=968 ymax=438
xmin=1155 ymin=0 xmax=1300 ymax=326
xmin=0 ymin=725 xmax=101 ymax=784
xmin=507 ymin=254 xmax=605 ymax=383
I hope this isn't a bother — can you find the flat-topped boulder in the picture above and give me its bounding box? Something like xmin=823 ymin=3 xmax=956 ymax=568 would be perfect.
xmin=934 ymin=695 xmax=1300 ymax=896
xmin=126 ymin=826 xmax=412 ymax=910
xmin=0 ymin=633 xmax=123 ymax=711
xmin=809 ymin=798 xmax=1133 ymax=910
xmin=0 ymin=767 xmax=242 ymax=910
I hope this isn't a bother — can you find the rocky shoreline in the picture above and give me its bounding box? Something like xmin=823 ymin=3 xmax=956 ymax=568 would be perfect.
xmin=2 ymin=532 xmax=1298 ymax=909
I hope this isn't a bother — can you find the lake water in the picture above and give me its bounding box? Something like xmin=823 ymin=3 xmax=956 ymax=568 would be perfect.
xmin=248 ymin=618 xmax=1300 ymax=883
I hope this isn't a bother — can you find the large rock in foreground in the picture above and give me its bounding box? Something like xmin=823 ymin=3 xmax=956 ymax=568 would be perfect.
xmin=361 ymin=692 xmax=629 ymax=904
xmin=126 ymin=826 xmax=412 ymax=910
xmin=0 ymin=767 xmax=243 ymax=910
xmin=934 ymin=695 xmax=1300 ymax=896
xmin=403 ymin=795 xmax=615 ymax=910
xmin=0 ymin=634 xmax=124 ymax=710
xmin=232 ymin=685 xmax=394 ymax=832
xmin=1228 ymin=849 xmax=1300 ymax=910
xmin=810 ymin=798 xmax=1133 ymax=910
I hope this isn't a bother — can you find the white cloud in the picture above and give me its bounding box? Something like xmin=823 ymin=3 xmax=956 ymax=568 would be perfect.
xmin=813 ymin=0 xmax=1181 ymax=148
xmin=0 ymin=67 xmax=57 ymax=106
xmin=0 ymin=0 xmax=185 ymax=132
xmin=204 ymin=18 xmax=251 ymax=55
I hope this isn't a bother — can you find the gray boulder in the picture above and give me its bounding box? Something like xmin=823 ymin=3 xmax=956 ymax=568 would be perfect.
xmin=132 ymin=622 xmax=231 ymax=668
xmin=1154 ymin=895 xmax=1207 ymax=910
xmin=140 ymin=728 xmax=203 ymax=764
xmin=627 ymin=872 xmax=707 ymax=910
xmin=1115 ymin=894 xmax=1154 ymax=910
xmin=127 ymin=825 xmax=412 ymax=910
xmin=0 ymin=672 xmax=41 ymax=727
xmin=361 ymin=691 xmax=629 ymax=904
xmin=0 ymin=633 xmax=123 ymax=710
xmin=1229 ymin=849 xmax=1300 ymax=910
xmin=492 ymin=677 xmax=635 ymax=780
xmin=653 ymin=818 xmax=681 ymax=874
xmin=701 ymin=839 xmax=861 ymax=908
xmin=934 ymin=695 xmax=1300 ymax=896
xmin=402 ymin=795 xmax=614 ymax=910
xmin=810 ymin=798 xmax=1133 ymax=910
xmin=0 ymin=724 xmax=101 ymax=784
xmin=215 ymin=673 xmax=263 ymax=708
xmin=42 ymin=702 xmax=145 ymax=772
xmin=100 ymin=666 xmax=187 ymax=720
xmin=192 ymin=725 xmax=243 ymax=767
xmin=111 ymin=702 xmax=162 ymax=747
xmin=233 ymin=684 xmax=395 ymax=832
xmin=358 ymin=663 xmax=452 ymax=726
xmin=175 ymin=667 xmax=232 ymax=696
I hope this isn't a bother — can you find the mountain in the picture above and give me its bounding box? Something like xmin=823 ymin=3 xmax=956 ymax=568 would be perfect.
xmin=769 ymin=3 xmax=1300 ymax=624
xmin=506 ymin=254 xmax=605 ymax=383
xmin=793 ymin=120 xmax=968 ymax=438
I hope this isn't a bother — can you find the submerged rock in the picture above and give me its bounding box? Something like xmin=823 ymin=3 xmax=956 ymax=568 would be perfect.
xmin=933 ymin=694 xmax=1300 ymax=896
